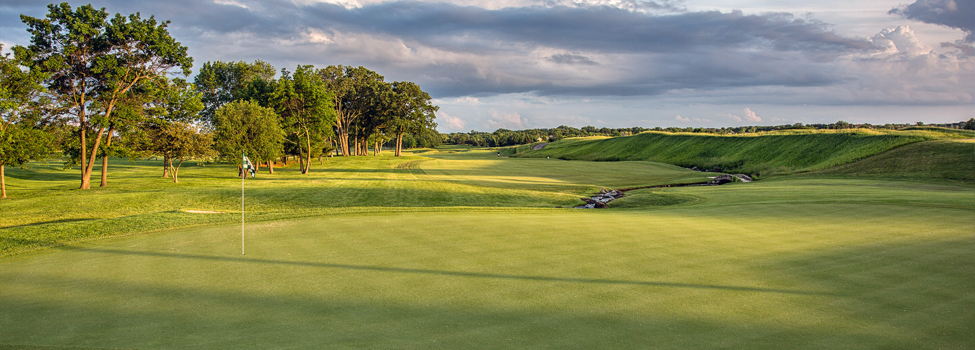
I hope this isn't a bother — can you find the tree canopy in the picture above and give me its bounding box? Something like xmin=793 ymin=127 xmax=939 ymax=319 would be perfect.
xmin=18 ymin=2 xmax=192 ymax=189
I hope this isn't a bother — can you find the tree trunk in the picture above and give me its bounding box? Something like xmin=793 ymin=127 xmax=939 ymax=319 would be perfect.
xmin=162 ymin=154 xmax=170 ymax=178
xmin=81 ymin=125 xmax=109 ymax=190
xmin=79 ymin=105 xmax=89 ymax=189
xmin=395 ymin=133 xmax=404 ymax=157
xmin=99 ymin=128 xmax=114 ymax=187
xmin=267 ymin=160 xmax=274 ymax=174
xmin=171 ymin=158 xmax=184 ymax=184
xmin=1 ymin=165 xmax=6 ymax=199
xmin=303 ymin=130 xmax=312 ymax=174
xmin=298 ymin=153 xmax=304 ymax=173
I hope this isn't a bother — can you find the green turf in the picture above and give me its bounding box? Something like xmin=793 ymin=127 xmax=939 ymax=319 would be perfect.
xmin=1 ymin=143 xmax=973 ymax=349
xmin=516 ymin=128 xmax=973 ymax=176
xmin=812 ymin=139 xmax=975 ymax=184
xmin=0 ymin=149 xmax=709 ymax=255
xmin=1 ymin=178 xmax=971 ymax=349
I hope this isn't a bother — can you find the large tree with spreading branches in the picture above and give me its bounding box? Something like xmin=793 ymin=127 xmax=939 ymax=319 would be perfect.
xmin=18 ymin=2 xmax=192 ymax=189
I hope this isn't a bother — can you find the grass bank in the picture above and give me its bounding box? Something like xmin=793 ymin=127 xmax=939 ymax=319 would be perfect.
xmin=516 ymin=128 xmax=973 ymax=177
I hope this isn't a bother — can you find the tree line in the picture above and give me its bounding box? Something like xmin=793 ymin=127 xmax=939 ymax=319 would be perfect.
xmin=442 ymin=120 xmax=975 ymax=148
xmin=0 ymin=3 xmax=438 ymax=198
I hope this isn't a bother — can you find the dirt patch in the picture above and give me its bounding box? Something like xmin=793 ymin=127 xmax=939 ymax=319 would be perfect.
xmin=532 ymin=143 xmax=549 ymax=150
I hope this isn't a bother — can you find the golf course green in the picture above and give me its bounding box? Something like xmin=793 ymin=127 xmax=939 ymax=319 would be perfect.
xmin=1 ymin=131 xmax=973 ymax=349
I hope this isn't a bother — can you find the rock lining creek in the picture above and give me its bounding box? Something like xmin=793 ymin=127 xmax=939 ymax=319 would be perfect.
xmin=574 ymin=173 xmax=753 ymax=209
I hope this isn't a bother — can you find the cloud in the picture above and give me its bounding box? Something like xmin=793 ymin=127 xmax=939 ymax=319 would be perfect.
xmin=436 ymin=111 xmax=467 ymax=131
xmin=675 ymin=115 xmax=713 ymax=123
xmin=485 ymin=110 xmax=530 ymax=130
xmin=890 ymin=0 xmax=974 ymax=42
xmin=24 ymin=0 xmax=878 ymax=98
xmin=869 ymin=26 xmax=933 ymax=56
xmin=719 ymin=108 xmax=762 ymax=123
xmin=742 ymin=107 xmax=761 ymax=122
xmin=547 ymin=53 xmax=599 ymax=65
xmin=1 ymin=0 xmax=971 ymax=117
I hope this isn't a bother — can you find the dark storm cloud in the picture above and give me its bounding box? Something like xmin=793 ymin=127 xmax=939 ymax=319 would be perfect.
xmin=890 ymin=0 xmax=975 ymax=42
xmin=294 ymin=1 xmax=873 ymax=54
xmin=18 ymin=1 xmax=869 ymax=55
xmin=0 ymin=1 xmax=876 ymax=98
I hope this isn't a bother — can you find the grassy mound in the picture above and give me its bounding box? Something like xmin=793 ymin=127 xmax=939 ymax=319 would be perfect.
xmin=516 ymin=129 xmax=972 ymax=177
xmin=814 ymin=140 xmax=975 ymax=184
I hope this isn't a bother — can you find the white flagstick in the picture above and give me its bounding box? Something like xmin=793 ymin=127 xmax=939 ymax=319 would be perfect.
xmin=241 ymin=153 xmax=245 ymax=256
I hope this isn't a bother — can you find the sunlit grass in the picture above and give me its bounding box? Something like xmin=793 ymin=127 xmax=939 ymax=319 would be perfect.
xmin=0 ymin=179 xmax=971 ymax=349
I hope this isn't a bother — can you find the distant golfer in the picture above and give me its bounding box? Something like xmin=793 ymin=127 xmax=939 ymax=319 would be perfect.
xmin=497 ymin=152 xmax=501 ymax=157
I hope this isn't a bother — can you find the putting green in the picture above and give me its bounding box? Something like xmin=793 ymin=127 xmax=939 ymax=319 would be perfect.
xmin=2 ymin=178 xmax=971 ymax=349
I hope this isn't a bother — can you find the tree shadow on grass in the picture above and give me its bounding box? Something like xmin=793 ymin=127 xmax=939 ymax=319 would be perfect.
xmin=61 ymin=246 xmax=833 ymax=297
xmin=1 ymin=218 xmax=94 ymax=230
xmin=758 ymin=237 xmax=975 ymax=349
xmin=0 ymin=246 xmax=910 ymax=350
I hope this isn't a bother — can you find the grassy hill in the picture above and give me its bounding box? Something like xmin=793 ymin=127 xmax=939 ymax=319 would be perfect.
xmin=515 ymin=128 xmax=974 ymax=178
xmin=813 ymin=139 xmax=975 ymax=184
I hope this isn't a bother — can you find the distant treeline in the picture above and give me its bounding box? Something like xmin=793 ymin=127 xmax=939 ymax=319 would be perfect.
xmin=442 ymin=119 xmax=975 ymax=147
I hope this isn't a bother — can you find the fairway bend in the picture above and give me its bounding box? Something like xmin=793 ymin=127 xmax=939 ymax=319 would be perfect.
xmin=61 ymin=246 xmax=837 ymax=297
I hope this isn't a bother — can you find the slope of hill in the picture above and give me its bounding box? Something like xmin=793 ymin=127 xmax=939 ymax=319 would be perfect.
xmin=516 ymin=129 xmax=972 ymax=177
xmin=813 ymin=139 xmax=975 ymax=184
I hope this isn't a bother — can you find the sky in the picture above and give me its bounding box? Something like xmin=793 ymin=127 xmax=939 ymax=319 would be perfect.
xmin=1 ymin=0 xmax=973 ymax=132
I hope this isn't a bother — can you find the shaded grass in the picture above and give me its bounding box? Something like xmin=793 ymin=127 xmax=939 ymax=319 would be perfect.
xmin=0 ymin=178 xmax=971 ymax=349
xmin=516 ymin=129 xmax=956 ymax=176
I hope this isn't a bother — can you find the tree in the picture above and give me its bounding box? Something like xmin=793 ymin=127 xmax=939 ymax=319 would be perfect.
xmin=127 ymin=77 xmax=210 ymax=182
xmin=194 ymin=60 xmax=276 ymax=123
xmin=317 ymin=65 xmax=386 ymax=156
xmin=388 ymin=81 xmax=438 ymax=156
xmin=1 ymin=45 xmax=53 ymax=198
xmin=962 ymin=118 xmax=975 ymax=130
xmin=18 ymin=2 xmax=192 ymax=189
xmin=213 ymin=100 xmax=284 ymax=175
xmin=146 ymin=122 xmax=212 ymax=183
xmin=272 ymin=65 xmax=335 ymax=174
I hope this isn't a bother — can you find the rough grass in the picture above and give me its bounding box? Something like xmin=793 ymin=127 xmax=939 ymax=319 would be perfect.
xmin=516 ymin=129 xmax=971 ymax=176
xmin=0 ymin=178 xmax=971 ymax=349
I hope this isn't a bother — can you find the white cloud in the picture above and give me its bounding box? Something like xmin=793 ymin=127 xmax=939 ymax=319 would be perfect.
xmin=485 ymin=110 xmax=530 ymax=130
xmin=675 ymin=114 xmax=714 ymax=123
xmin=718 ymin=108 xmax=761 ymax=123
xmin=304 ymin=28 xmax=333 ymax=44
xmin=719 ymin=113 xmax=742 ymax=122
xmin=213 ymin=0 xmax=250 ymax=9
xmin=436 ymin=111 xmax=467 ymax=131
xmin=742 ymin=107 xmax=761 ymax=122
xmin=869 ymin=25 xmax=933 ymax=57
xmin=452 ymin=96 xmax=483 ymax=105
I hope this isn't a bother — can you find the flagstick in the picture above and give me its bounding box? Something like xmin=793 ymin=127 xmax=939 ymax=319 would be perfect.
xmin=241 ymin=153 xmax=245 ymax=256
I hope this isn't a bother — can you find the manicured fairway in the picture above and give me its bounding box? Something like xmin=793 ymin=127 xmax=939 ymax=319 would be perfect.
xmin=2 ymin=177 xmax=972 ymax=349
xmin=0 ymin=148 xmax=708 ymax=255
